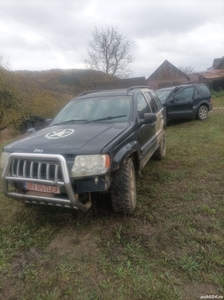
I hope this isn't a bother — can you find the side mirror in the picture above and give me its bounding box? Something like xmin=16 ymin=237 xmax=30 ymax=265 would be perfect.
xmin=45 ymin=119 xmax=52 ymax=126
xmin=140 ymin=113 xmax=157 ymax=125
xmin=27 ymin=127 xmax=36 ymax=134
xmin=169 ymin=97 xmax=174 ymax=103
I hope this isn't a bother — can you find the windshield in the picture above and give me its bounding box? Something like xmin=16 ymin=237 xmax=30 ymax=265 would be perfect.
xmin=156 ymin=89 xmax=173 ymax=103
xmin=51 ymin=96 xmax=132 ymax=125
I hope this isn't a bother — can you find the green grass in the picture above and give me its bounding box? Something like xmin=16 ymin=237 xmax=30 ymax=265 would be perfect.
xmin=211 ymin=89 xmax=224 ymax=99
xmin=212 ymin=94 xmax=224 ymax=107
xmin=0 ymin=99 xmax=224 ymax=299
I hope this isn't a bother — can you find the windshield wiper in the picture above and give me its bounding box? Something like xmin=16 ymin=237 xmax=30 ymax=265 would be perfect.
xmin=52 ymin=119 xmax=88 ymax=126
xmin=84 ymin=115 xmax=127 ymax=123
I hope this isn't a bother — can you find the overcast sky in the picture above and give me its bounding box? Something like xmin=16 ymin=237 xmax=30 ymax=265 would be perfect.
xmin=0 ymin=0 xmax=224 ymax=78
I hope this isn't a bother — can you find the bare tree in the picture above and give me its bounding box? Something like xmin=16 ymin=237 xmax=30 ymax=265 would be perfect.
xmin=178 ymin=66 xmax=194 ymax=74
xmin=0 ymin=56 xmax=11 ymax=70
xmin=85 ymin=26 xmax=135 ymax=78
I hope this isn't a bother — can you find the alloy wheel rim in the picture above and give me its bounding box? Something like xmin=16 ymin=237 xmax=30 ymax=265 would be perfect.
xmin=200 ymin=107 xmax=207 ymax=119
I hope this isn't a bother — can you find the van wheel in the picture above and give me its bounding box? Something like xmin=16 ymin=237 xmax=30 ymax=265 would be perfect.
xmin=111 ymin=158 xmax=136 ymax=214
xmin=197 ymin=105 xmax=208 ymax=120
xmin=153 ymin=129 xmax=166 ymax=160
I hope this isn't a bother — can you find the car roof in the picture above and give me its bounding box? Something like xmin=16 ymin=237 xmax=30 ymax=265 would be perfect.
xmin=156 ymin=86 xmax=175 ymax=91
xmin=75 ymin=86 xmax=153 ymax=100
xmin=156 ymin=83 xmax=206 ymax=92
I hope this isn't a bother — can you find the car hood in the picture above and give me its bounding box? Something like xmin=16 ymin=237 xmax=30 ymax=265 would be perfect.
xmin=4 ymin=123 xmax=130 ymax=154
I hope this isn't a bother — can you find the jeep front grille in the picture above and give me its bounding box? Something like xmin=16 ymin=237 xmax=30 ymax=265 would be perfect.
xmin=10 ymin=158 xmax=63 ymax=181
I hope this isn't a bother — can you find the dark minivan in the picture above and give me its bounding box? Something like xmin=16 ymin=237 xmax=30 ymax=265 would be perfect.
xmin=156 ymin=83 xmax=212 ymax=120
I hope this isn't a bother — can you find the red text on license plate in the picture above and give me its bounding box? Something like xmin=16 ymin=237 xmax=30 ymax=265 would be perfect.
xmin=25 ymin=182 xmax=60 ymax=194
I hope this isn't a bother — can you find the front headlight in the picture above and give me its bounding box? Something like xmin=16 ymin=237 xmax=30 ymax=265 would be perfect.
xmin=0 ymin=152 xmax=10 ymax=170
xmin=71 ymin=154 xmax=110 ymax=177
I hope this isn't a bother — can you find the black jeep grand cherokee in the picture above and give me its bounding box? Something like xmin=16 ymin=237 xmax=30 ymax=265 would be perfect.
xmin=1 ymin=87 xmax=166 ymax=214
xmin=156 ymin=83 xmax=212 ymax=121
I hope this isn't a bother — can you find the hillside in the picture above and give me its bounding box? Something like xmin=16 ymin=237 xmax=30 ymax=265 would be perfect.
xmin=0 ymin=68 xmax=114 ymax=132
xmin=13 ymin=68 xmax=114 ymax=98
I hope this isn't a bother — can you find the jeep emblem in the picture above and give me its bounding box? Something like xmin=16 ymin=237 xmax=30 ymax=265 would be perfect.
xmin=45 ymin=129 xmax=75 ymax=139
xmin=34 ymin=149 xmax=43 ymax=153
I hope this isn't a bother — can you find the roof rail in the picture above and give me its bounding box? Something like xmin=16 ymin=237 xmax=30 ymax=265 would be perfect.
xmin=78 ymin=90 xmax=101 ymax=97
xmin=126 ymin=86 xmax=150 ymax=93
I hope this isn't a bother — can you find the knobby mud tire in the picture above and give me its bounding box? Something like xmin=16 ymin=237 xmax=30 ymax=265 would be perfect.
xmin=111 ymin=158 xmax=137 ymax=215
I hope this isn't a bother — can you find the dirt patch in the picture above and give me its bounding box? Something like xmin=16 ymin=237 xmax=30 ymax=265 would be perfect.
xmin=182 ymin=282 xmax=221 ymax=300
xmin=193 ymin=213 xmax=211 ymax=225
xmin=46 ymin=231 xmax=98 ymax=259
xmin=212 ymin=107 xmax=224 ymax=110
xmin=10 ymin=247 xmax=41 ymax=277
xmin=0 ymin=278 xmax=21 ymax=300
xmin=0 ymin=247 xmax=41 ymax=300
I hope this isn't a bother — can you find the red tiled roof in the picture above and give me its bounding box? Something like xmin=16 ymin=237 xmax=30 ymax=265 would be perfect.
xmin=198 ymin=69 xmax=224 ymax=80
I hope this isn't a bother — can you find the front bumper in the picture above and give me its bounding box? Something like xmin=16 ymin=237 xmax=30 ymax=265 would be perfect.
xmin=1 ymin=153 xmax=92 ymax=212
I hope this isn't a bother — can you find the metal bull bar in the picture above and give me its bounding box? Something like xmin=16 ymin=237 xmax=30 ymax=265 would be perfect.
xmin=1 ymin=153 xmax=89 ymax=212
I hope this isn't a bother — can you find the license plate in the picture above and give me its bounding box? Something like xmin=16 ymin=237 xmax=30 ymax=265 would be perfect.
xmin=25 ymin=182 xmax=60 ymax=194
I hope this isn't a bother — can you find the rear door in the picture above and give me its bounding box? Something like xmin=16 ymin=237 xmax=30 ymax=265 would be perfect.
xmin=144 ymin=91 xmax=165 ymax=151
xmin=166 ymin=86 xmax=195 ymax=119
xmin=136 ymin=93 xmax=156 ymax=164
xmin=147 ymin=90 xmax=165 ymax=133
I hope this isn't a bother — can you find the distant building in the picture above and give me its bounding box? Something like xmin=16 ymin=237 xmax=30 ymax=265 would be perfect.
xmin=146 ymin=60 xmax=190 ymax=90
xmin=147 ymin=57 xmax=224 ymax=91
xmin=196 ymin=57 xmax=224 ymax=91
xmin=207 ymin=57 xmax=224 ymax=71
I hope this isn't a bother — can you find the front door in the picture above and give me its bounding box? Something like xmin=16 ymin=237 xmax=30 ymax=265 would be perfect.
xmin=166 ymin=86 xmax=195 ymax=119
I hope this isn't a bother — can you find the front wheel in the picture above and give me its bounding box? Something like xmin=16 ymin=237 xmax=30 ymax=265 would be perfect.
xmin=111 ymin=158 xmax=137 ymax=214
xmin=197 ymin=105 xmax=208 ymax=120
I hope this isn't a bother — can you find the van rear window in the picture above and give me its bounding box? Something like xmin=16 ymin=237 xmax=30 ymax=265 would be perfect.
xmin=197 ymin=84 xmax=211 ymax=96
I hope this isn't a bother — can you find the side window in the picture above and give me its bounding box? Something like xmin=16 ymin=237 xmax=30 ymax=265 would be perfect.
xmin=144 ymin=92 xmax=159 ymax=113
xmin=184 ymin=87 xmax=194 ymax=101
xmin=194 ymin=88 xmax=200 ymax=98
xmin=174 ymin=87 xmax=194 ymax=102
xmin=137 ymin=94 xmax=151 ymax=119
xmin=149 ymin=91 xmax=163 ymax=110
xmin=197 ymin=84 xmax=211 ymax=96
xmin=150 ymin=98 xmax=159 ymax=113
xmin=173 ymin=90 xmax=185 ymax=101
